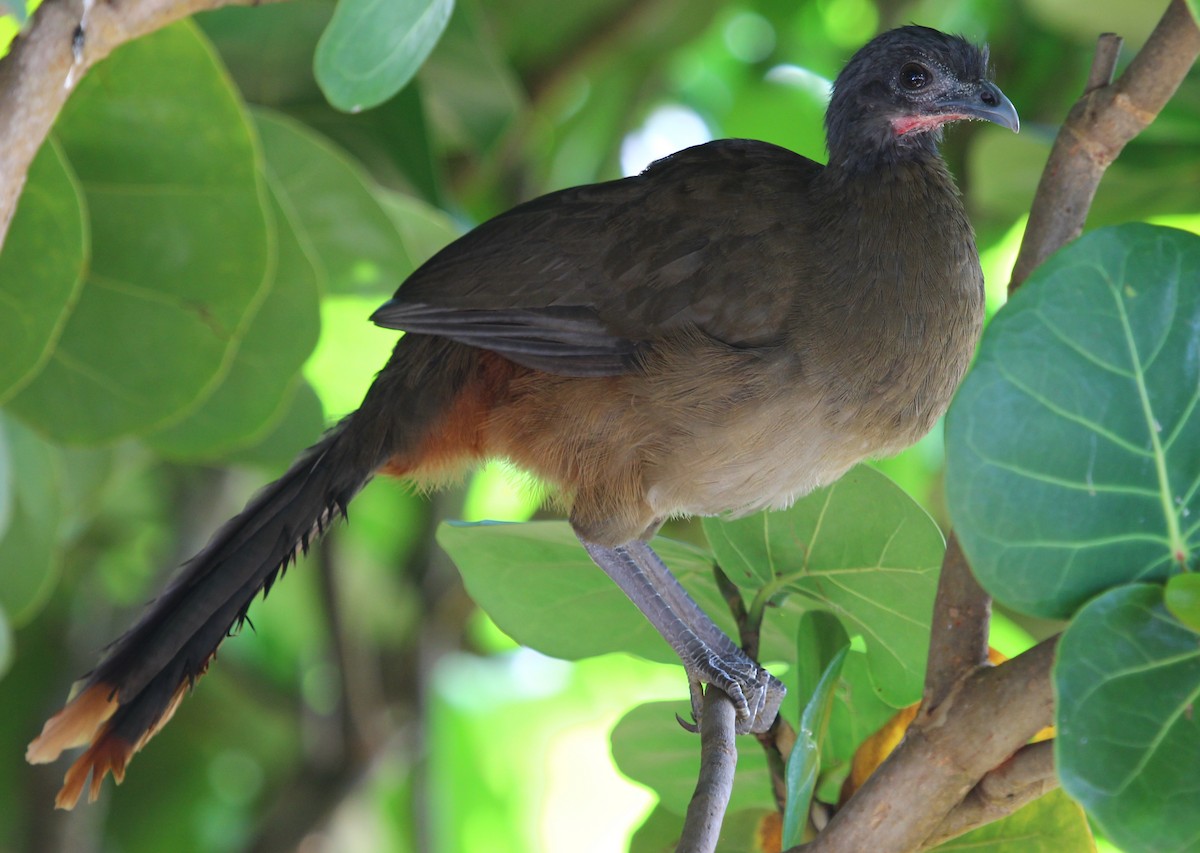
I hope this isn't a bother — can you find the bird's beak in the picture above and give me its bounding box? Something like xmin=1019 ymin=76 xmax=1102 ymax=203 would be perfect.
xmin=940 ymin=82 xmax=1020 ymax=133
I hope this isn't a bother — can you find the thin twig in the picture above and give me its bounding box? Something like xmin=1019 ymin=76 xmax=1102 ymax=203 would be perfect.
xmin=1009 ymin=0 xmax=1200 ymax=292
xmin=315 ymin=535 xmax=380 ymax=759
xmin=922 ymin=534 xmax=991 ymax=712
xmin=0 ymin=0 xmax=292 ymax=248
xmin=713 ymin=561 xmax=793 ymax=811
xmin=713 ymin=563 xmax=754 ymax=656
xmin=678 ymin=685 xmax=739 ymax=853
xmin=1084 ymin=34 xmax=1124 ymax=95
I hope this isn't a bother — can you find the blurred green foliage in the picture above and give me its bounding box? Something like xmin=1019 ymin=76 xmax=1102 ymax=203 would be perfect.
xmin=1 ymin=0 xmax=1197 ymax=851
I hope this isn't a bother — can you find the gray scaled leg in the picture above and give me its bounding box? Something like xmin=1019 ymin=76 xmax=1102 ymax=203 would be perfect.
xmin=578 ymin=534 xmax=785 ymax=734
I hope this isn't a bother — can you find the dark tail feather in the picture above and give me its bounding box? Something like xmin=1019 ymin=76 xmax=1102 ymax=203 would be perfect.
xmin=27 ymin=419 xmax=382 ymax=808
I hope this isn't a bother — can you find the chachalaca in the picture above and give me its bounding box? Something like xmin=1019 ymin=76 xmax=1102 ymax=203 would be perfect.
xmin=28 ymin=25 xmax=1018 ymax=808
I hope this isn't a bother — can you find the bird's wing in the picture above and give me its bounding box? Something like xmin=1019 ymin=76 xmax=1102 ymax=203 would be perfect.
xmin=372 ymin=140 xmax=823 ymax=376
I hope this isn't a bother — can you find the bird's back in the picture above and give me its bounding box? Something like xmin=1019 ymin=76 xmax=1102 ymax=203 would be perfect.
xmin=390 ymin=142 xmax=985 ymax=544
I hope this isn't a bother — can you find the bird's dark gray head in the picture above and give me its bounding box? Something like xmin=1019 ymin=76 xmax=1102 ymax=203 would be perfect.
xmin=825 ymin=26 xmax=1018 ymax=170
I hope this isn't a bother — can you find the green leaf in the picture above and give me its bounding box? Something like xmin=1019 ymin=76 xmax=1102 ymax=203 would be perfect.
xmin=314 ymin=0 xmax=454 ymax=112
xmin=0 ymin=418 xmax=9 ymax=541
xmin=7 ymin=22 xmax=271 ymax=443
xmin=0 ymin=416 xmax=62 ymax=625
xmin=197 ymin=0 xmax=333 ymax=106
xmin=225 ymin=380 xmax=326 ymax=471
xmin=1188 ymin=0 xmax=1200 ymax=29
xmin=1165 ymin=572 xmax=1200 ymax=632
xmin=704 ymin=466 xmax=945 ymax=707
xmin=932 ymin=789 xmax=1094 ymax=852
xmin=611 ymin=700 xmax=774 ymax=815
xmin=782 ymin=646 xmax=848 ymax=849
xmin=0 ymin=138 xmax=87 ymax=403
xmin=437 ymin=520 xmax=721 ymax=663
xmin=376 ymin=188 xmax=460 ymax=268
xmin=947 ymin=225 xmax=1200 ymax=619
xmin=629 ymin=804 xmax=777 ymax=853
xmin=145 ymin=180 xmax=321 ymax=459
xmin=1056 ymin=584 xmax=1200 ymax=853
xmin=0 ymin=601 xmax=10 ymax=680
xmin=418 ymin=0 xmax=523 ymax=155
xmin=794 ymin=608 xmax=850 ymax=705
xmin=823 ymin=647 xmax=898 ymax=780
xmin=254 ymin=108 xmax=415 ymax=295
xmin=200 ymin=3 xmax=446 ymax=201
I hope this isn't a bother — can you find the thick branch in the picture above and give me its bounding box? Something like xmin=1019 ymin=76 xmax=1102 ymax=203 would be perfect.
xmin=922 ymin=534 xmax=991 ymax=711
xmin=0 ymin=0 xmax=290 ymax=248
xmin=1009 ymin=0 xmax=1200 ymax=291
xmin=923 ymin=741 xmax=1059 ymax=848
xmin=677 ymin=686 xmax=739 ymax=853
xmin=795 ymin=638 xmax=1057 ymax=853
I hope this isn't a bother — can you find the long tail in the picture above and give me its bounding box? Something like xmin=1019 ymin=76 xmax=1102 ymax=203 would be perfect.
xmin=27 ymin=336 xmax=486 ymax=808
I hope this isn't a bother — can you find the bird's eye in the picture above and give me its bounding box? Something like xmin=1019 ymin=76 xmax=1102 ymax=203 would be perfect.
xmin=899 ymin=62 xmax=930 ymax=90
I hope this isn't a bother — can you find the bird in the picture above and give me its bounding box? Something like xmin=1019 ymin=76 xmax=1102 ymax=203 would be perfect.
xmin=27 ymin=25 xmax=1018 ymax=809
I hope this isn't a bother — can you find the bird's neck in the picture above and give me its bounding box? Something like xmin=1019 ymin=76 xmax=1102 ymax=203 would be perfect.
xmin=813 ymin=154 xmax=974 ymax=284
xmin=825 ymin=120 xmax=944 ymax=173
xmin=798 ymin=152 xmax=984 ymax=435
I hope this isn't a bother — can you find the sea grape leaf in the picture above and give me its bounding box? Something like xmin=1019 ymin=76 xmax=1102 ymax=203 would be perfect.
xmin=948 ymin=225 xmax=1200 ymax=618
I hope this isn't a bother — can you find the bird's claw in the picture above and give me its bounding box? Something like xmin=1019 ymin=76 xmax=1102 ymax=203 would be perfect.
xmin=684 ymin=651 xmax=785 ymax=735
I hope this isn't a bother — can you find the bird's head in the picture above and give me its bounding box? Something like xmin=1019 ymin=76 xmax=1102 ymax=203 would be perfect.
xmin=825 ymin=26 xmax=1019 ymax=170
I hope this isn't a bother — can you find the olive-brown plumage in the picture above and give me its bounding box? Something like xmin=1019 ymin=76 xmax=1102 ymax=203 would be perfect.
xmin=29 ymin=26 xmax=1017 ymax=808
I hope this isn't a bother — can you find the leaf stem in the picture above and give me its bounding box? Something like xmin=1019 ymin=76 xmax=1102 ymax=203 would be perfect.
xmin=746 ymin=571 xmax=805 ymax=640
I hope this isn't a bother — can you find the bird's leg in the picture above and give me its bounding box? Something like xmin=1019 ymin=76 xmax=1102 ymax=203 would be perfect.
xmin=621 ymin=540 xmax=750 ymax=663
xmin=578 ymin=535 xmax=785 ymax=734
xmin=624 ymin=540 xmax=786 ymax=731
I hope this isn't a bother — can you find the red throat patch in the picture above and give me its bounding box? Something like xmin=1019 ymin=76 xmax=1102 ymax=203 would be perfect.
xmin=891 ymin=113 xmax=969 ymax=135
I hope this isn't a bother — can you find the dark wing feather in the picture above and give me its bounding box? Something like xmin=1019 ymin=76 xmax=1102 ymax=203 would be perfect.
xmin=372 ymin=139 xmax=824 ymax=375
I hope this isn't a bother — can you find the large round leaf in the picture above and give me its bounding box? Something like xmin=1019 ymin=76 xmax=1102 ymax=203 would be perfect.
xmin=7 ymin=22 xmax=271 ymax=443
xmin=0 ymin=416 xmax=62 ymax=625
xmin=225 ymin=380 xmax=326 ymax=471
xmin=0 ymin=138 xmax=87 ymax=403
xmin=437 ymin=520 xmax=719 ymax=664
xmin=0 ymin=418 xmax=8 ymax=540
xmin=1055 ymin=584 xmax=1200 ymax=853
xmin=611 ymin=699 xmax=773 ymax=815
xmin=145 ymin=182 xmax=321 ymax=459
xmin=704 ymin=466 xmax=945 ymax=707
xmin=253 ymin=108 xmax=415 ymax=296
xmin=947 ymin=224 xmax=1200 ymax=618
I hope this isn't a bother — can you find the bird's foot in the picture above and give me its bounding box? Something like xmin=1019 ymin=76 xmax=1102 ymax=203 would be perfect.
xmin=682 ymin=648 xmax=785 ymax=734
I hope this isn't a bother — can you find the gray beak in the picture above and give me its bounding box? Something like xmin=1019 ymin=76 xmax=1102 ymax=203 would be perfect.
xmin=941 ymin=82 xmax=1020 ymax=133
xmin=940 ymin=81 xmax=1017 ymax=133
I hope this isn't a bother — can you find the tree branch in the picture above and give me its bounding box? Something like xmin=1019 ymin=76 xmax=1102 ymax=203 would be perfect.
xmin=1009 ymin=0 xmax=1200 ymax=292
xmin=0 ymin=0 xmax=291 ymax=249
xmin=923 ymin=741 xmax=1059 ymax=848
xmin=922 ymin=534 xmax=991 ymax=712
xmin=794 ymin=638 xmax=1057 ymax=853
xmin=678 ymin=685 xmax=739 ymax=853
